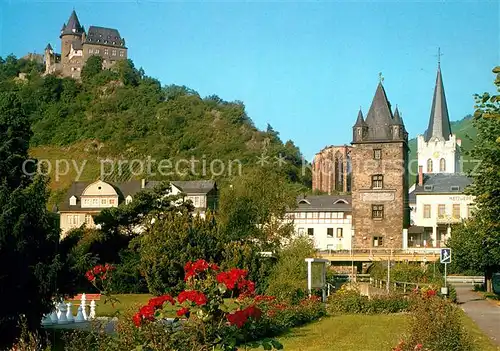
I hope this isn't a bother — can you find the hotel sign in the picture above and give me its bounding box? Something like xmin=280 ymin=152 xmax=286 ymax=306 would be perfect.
xmin=360 ymin=191 xmax=395 ymax=202
xmin=448 ymin=195 xmax=474 ymax=202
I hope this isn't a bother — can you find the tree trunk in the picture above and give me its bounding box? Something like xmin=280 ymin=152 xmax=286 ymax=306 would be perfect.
xmin=485 ymin=269 xmax=493 ymax=293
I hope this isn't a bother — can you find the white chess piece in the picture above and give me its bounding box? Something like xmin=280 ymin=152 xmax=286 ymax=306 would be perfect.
xmin=89 ymin=300 xmax=96 ymax=320
xmin=58 ymin=302 xmax=68 ymax=324
xmin=75 ymin=305 xmax=85 ymax=323
xmin=81 ymin=293 xmax=87 ymax=320
xmin=66 ymin=302 xmax=74 ymax=322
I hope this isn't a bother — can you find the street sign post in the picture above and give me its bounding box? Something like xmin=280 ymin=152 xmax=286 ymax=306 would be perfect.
xmin=440 ymin=248 xmax=452 ymax=295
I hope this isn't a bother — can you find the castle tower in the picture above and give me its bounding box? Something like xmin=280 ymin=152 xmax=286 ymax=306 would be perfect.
xmin=60 ymin=10 xmax=85 ymax=77
xmin=44 ymin=43 xmax=54 ymax=73
xmin=351 ymin=81 xmax=409 ymax=250
xmin=417 ymin=59 xmax=460 ymax=174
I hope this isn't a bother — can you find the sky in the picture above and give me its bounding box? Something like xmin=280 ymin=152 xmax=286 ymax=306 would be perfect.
xmin=0 ymin=0 xmax=499 ymax=161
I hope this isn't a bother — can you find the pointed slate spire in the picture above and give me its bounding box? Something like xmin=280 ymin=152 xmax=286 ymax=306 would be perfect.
xmin=424 ymin=66 xmax=452 ymax=141
xmin=61 ymin=10 xmax=84 ymax=36
xmin=364 ymin=82 xmax=393 ymax=140
xmin=354 ymin=109 xmax=366 ymax=126
xmin=392 ymin=106 xmax=404 ymax=125
xmin=45 ymin=43 xmax=53 ymax=51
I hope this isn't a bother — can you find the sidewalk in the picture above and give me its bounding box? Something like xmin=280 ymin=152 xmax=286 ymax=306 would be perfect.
xmin=455 ymin=284 xmax=500 ymax=346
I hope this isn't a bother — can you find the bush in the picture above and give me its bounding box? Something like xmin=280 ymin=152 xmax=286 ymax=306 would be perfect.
xmin=394 ymin=290 xmax=473 ymax=351
xmin=327 ymin=285 xmax=411 ymax=314
xmin=62 ymin=259 xmax=326 ymax=350
xmin=266 ymin=236 xmax=316 ymax=302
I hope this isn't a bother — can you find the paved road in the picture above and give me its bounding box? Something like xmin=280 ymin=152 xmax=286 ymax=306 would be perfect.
xmin=455 ymin=284 xmax=500 ymax=346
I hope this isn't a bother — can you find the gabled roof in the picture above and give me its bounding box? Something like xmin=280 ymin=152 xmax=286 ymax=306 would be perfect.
xmin=411 ymin=173 xmax=472 ymax=196
xmin=171 ymin=180 xmax=216 ymax=194
xmin=59 ymin=180 xmax=158 ymax=212
xmin=61 ymin=10 xmax=85 ymax=36
xmin=424 ymin=66 xmax=452 ymax=142
xmin=293 ymin=195 xmax=352 ymax=212
xmin=85 ymin=26 xmax=126 ymax=48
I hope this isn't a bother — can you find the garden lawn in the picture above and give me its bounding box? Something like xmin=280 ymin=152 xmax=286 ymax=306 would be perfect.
xmin=275 ymin=313 xmax=499 ymax=351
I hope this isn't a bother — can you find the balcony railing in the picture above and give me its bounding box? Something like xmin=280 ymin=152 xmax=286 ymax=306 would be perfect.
xmin=436 ymin=215 xmax=462 ymax=224
xmin=317 ymin=247 xmax=441 ymax=258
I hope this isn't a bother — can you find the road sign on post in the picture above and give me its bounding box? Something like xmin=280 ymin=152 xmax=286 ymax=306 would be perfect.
xmin=440 ymin=248 xmax=452 ymax=264
xmin=440 ymin=248 xmax=452 ymax=296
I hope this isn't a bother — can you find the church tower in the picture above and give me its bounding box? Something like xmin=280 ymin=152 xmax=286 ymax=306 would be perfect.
xmin=60 ymin=10 xmax=85 ymax=77
xmin=351 ymin=81 xmax=409 ymax=250
xmin=417 ymin=59 xmax=461 ymax=174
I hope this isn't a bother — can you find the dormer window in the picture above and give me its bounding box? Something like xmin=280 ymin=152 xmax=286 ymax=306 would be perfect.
xmin=69 ymin=196 xmax=77 ymax=206
xmin=126 ymin=195 xmax=133 ymax=205
xmin=450 ymin=185 xmax=460 ymax=191
xmin=424 ymin=185 xmax=433 ymax=191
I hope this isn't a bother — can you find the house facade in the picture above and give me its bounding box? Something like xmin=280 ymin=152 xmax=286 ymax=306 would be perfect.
xmin=59 ymin=179 xmax=217 ymax=236
xmin=408 ymin=61 xmax=474 ymax=248
xmin=285 ymin=195 xmax=353 ymax=251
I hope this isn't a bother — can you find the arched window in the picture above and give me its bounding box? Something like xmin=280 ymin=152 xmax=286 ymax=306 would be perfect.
xmin=427 ymin=159 xmax=433 ymax=173
xmin=440 ymin=158 xmax=446 ymax=172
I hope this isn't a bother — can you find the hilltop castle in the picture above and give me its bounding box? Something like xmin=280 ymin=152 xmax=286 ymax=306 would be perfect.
xmin=44 ymin=10 xmax=128 ymax=79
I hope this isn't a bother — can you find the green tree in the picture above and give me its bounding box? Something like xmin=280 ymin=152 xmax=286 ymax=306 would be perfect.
xmin=136 ymin=211 xmax=222 ymax=294
xmin=266 ymin=236 xmax=316 ymax=302
xmin=0 ymin=92 xmax=61 ymax=348
xmin=80 ymin=55 xmax=103 ymax=82
xmin=448 ymin=66 xmax=500 ymax=292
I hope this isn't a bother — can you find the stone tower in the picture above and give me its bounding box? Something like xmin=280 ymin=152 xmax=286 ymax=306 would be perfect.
xmin=417 ymin=62 xmax=461 ymax=174
xmin=351 ymin=82 xmax=409 ymax=250
xmin=60 ymin=10 xmax=85 ymax=77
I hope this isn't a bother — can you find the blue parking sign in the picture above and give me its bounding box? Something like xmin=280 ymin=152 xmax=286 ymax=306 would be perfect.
xmin=440 ymin=248 xmax=452 ymax=264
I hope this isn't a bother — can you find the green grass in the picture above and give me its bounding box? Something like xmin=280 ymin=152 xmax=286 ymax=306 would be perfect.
xmin=275 ymin=313 xmax=500 ymax=351
xmin=276 ymin=314 xmax=408 ymax=351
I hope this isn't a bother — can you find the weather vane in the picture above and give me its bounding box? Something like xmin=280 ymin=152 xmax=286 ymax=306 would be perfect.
xmin=378 ymin=72 xmax=384 ymax=84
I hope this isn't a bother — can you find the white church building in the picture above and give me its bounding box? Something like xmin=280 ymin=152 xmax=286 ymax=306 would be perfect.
xmin=408 ymin=61 xmax=474 ymax=248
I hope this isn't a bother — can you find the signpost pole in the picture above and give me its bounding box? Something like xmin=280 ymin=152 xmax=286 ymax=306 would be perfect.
xmin=444 ymin=262 xmax=447 ymax=288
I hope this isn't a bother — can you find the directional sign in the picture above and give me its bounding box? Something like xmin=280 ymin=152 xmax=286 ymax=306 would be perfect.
xmin=440 ymin=248 xmax=452 ymax=264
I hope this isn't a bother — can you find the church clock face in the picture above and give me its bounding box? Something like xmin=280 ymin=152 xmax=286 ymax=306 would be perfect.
xmin=433 ymin=151 xmax=440 ymax=158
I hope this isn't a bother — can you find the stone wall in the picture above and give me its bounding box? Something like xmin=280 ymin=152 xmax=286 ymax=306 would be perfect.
xmin=312 ymin=145 xmax=351 ymax=194
xmin=351 ymin=141 xmax=409 ymax=250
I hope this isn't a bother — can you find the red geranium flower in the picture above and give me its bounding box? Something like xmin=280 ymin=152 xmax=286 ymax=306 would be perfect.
xmin=176 ymin=307 xmax=190 ymax=317
xmin=177 ymin=290 xmax=207 ymax=306
xmin=426 ymin=289 xmax=437 ymax=298
xmin=139 ymin=305 xmax=155 ymax=319
xmin=132 ymin=312 xmax=142 ymax=327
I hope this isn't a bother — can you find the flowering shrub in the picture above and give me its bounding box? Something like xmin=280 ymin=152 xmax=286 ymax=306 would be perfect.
xmin=132 ymin=259 xmax=283 ymax=350
xmin=64 ymin=259 xmax=326 ymax=351
xmin=85 ymin=263 xmax=119 ymax=307
xmin=394 ymin=288 xmax=472 ymax=351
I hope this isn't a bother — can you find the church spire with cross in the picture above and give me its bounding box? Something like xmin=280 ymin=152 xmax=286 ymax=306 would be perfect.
xmin=417 ymin=49 xmax=461 ymax=174
xmin=424 ymin=48 xmax=451 ymax=142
